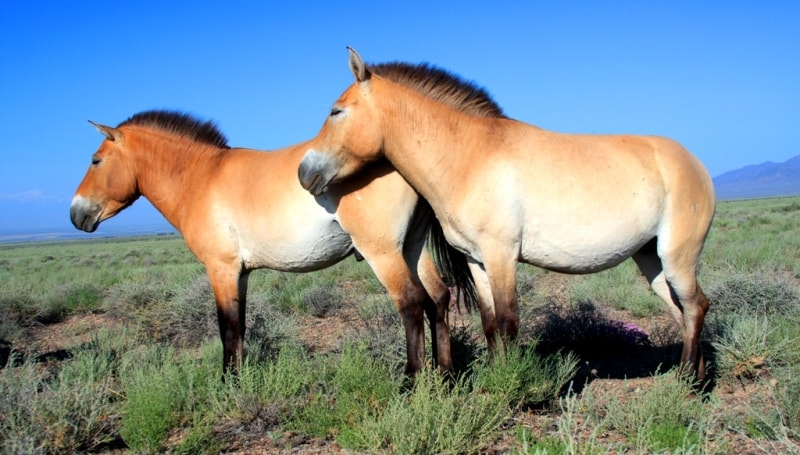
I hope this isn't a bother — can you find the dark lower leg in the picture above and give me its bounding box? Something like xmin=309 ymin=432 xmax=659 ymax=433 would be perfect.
xmin=424 ymin=294 xmax=452 ymax=372
xmin=679 ymin=287 xmax=709 ymax=383
xmin=400 ymin=304 xmax=426 ymax=375
xmin=217 ymin=306 xmax=243 ymax=375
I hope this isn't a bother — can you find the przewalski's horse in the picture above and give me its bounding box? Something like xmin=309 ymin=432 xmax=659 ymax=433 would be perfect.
xmin=299 ymin=48 xmax=716 ymax=381
xmin=69 ymin=110 xmax=450 ymax=376
xmin=71 ymin=63 xmax=503 ymax=376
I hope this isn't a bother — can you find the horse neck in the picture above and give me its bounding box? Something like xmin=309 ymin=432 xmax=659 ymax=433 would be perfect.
xmin=124 ymin=128 xmax=223 ymax=231
xmin=375 ymin=78 xmax=488 ymax=206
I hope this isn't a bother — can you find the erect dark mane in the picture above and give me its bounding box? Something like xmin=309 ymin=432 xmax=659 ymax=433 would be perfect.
xmin=368 ymin=62 xmax=506 ymax=118
xmin=119 ymin=110 xmax=230 ymax=148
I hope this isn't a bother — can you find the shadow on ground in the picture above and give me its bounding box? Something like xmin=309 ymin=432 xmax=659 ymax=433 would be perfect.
xmin=446 ymin=299 xmax=718 ymax=394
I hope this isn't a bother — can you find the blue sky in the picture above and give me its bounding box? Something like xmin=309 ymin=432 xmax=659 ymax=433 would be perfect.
xmin=1 ymin=1 xmax=798 ymax=236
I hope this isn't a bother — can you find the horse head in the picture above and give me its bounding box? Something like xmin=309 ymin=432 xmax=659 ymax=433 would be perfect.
xmin=70 ymin=122 xmax=140 ymax=232
xmin=298 ymin=47 xmax=386 ymax=196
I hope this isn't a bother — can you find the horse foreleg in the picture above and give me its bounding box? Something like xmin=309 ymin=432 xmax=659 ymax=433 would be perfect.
xmin=208 ymin=267 xmax=249 ymax=376
xmin=467 ymin=258 xmax=519 ymax=358
xmin=467 ymin=261 xmax=498 ymax=353
xmin=489 ymin=262 xmax=519 ymax=350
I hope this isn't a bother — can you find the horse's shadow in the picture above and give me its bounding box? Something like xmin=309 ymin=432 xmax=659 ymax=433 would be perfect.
xmin=449 ymin=300 xmax=718 ymax=394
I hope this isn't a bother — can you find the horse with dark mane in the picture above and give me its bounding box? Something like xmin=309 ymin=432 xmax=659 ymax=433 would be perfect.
xmin=299 ymin=48 xmax=716 ymax=382
xmin=71 ymin=61 xmax=505 ymax=375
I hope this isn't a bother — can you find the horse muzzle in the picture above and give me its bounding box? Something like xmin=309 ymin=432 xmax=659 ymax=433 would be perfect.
xmin=298 ymin=150 xmax=337 ymax=196
xmin=69 ymin=196 xmax=102 ymax=233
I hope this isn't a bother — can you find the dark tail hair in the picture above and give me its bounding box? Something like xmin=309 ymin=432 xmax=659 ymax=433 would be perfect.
xmin=426 ymin=210 xmax=479 ymax=314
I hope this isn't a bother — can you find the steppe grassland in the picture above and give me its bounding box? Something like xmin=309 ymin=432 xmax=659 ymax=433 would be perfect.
xmin=0 ymin=197 xmax=798 ymax=453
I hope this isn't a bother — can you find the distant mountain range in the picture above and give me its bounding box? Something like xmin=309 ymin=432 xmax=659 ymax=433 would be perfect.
xmin=713 ymin=155 xmax=800 ymax=200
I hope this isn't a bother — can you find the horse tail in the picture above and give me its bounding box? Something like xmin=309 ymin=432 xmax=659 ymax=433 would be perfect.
xmin=424 ymin=206 xmax=479 ymax=314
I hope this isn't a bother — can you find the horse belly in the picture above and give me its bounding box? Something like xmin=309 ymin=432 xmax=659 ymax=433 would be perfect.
xmin=522 ymin=238 xmax=642 ymax=273
xmin=239 ymin=219 xmax=353 ymax=272
xmin=520 ymin=204 xmax=659 ymax=274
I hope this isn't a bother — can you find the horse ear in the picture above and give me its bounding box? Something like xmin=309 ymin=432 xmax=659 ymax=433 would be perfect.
xmin=88 ymin=120 xmax=122 ymax=142
xmin=347 ymin=46 xmax=370 ymax=83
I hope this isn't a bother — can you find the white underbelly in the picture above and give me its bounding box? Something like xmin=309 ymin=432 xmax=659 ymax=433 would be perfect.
xmin=521 ymin=239 xmax=642 ymax=273
xmin=520 ymin=210 xmax=659 ymax=274
xmin=239 ymin=219 xmax=353 ymax=272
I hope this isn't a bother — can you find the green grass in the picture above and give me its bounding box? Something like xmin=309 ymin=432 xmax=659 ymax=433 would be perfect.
xmin=0 ymin=328 xmax=133 ymax=453
xmin=597 ymin=373 xmax=711 ymax=452
xmin=566 ymin=260 xmax=664 ymax=318
xmin=1 ymin=196 xmax=799 ymax=453
xmin=343 ymin=367 xmax=511 ymax=454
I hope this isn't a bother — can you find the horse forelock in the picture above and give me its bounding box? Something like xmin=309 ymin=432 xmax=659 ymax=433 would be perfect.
xmin=119 ymin=110 xmax=230 ymax=149
xmin=368 ymin=62 xmax=506 ymax=119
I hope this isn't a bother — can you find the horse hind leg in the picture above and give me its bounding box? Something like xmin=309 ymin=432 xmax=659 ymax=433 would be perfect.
xmin=359 ymin=251 xmax=429 ymax=375
xmin=632 ymin=239 xmax=708 ymax=382
xmin=403 ymin=207 xmax=467 ymax=373
xmin=391 ymin=276 xmax=429 ymax=376
xmin=416 ymin=248 xmax=453 ymax=372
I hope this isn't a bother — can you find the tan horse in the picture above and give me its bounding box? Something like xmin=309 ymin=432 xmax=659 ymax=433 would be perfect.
xmin=69 ymin=111 xmax=446 ymax=376
xmin=299 ymin=48 xmax=716 ymax=381
xmin=70 ymin=63 xmax=501 ymax=376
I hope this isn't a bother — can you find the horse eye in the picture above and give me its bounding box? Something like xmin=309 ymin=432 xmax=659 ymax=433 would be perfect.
xmin=330 ymin=107 xmax=343 ymax=117
xmin=91 ymin=157 xmax=101 ymax=166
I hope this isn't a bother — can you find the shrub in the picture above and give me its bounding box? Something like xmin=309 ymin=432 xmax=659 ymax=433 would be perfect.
xmin=301 ymin=284 xmax=343 ymax=317
xmin=39 ymin=282 xmax=104 ymax=324
xmin=349 ymin=295 xmax=408 ymax=369
xmin=708 ymin=271 xmax=799 ymax=317
xmin=712 ymin=314 xmax=777 ymax=379
xmin=578 ymin=371 xmax=714 ymax=453
xmin=0 ymin=329 xmax=132 ymax=453
xmin=118 ymin=341 xmax=219 ymax=454
xmin=708 ymin=270 xmax=800 ymax=381
xmin=207 ymin=342 xmax=315 ymax=423
xmin=774 ymin=365 xmax=800 ymax=435
xmin=341 ymin=367 xmax=510 ymax=454
xmin=473 ymin=341 xmax=579 ymax=407
xmin=292 ymin=342 xmax=399 ymax=440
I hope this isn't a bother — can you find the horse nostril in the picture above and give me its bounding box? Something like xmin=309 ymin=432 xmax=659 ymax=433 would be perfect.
xmin=308 ymin=174 xmax=323 ymax=195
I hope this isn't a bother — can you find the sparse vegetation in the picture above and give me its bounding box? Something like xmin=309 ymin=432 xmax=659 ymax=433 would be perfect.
xmin=1 ymin=197 xmax=799 ymax=453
